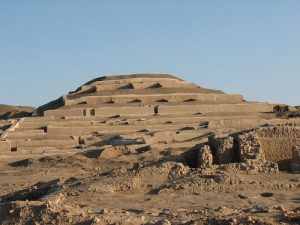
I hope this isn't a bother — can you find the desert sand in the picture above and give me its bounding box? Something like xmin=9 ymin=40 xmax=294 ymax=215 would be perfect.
xmin=0 ymin=74 xmax=299 ymax=225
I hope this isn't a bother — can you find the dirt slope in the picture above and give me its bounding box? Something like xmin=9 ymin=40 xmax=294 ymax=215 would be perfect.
xmin=0 ymin=104 xmax=33 ymax=120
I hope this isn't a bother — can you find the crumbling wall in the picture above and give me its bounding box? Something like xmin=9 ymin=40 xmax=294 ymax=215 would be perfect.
xmin=291 ymin=146 xmax=300 ymax=173
xmin=197 ymin=145 xmax=213 ymax=169
xmin=255 ymin=124 xmax=300 ymax=171
xmin=209 ymin=131 xmax=265 ymax=164
xmin=206 ymin=124 xmax=300 ymax=172
xmin=237 ymin=131 xmax=265 ymax=162
xmin=208 ymin=135 xmax=237 ymax=164
xmin=191 ymin=134 xmax=279 ymax=174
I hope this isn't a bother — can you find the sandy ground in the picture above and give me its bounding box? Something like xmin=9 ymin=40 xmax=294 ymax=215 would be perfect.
xmin=0 ymin=146 xmax=299 ymax=225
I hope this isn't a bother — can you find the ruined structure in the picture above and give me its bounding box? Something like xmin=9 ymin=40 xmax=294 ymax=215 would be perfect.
xmin=291 ymin=145 xmax=300 ymax=173
xmin=206 ymin=123 xmax=300 ymax=173
xmin=0 ymin=74 xmax=300 ymax=225
xmin=0 ymin=74 xmax=299 ymax=172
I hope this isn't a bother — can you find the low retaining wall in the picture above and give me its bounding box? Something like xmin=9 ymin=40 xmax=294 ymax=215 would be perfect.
xmin=95 ymin=106 xmax=154 ymax=116
xmin=158 ymin=103 xmax=274 ymax=115
xmin=256 ymin=125 xmax=300 ymax=171
xmin=6 ymin=130 xmax=45 ymax=139
xmin=10 ymin=139 xmax=78 ymax=148
xmin=43 ymin=103 xmax=274 ymax=118
xmin=64 ymin=94 xmax=244 ymax=105
xmin=47 ymin=124 xmax=199 ymax=136
xmin=208 ymin=118 xmax=268 ymax=129
xmin=44 ymin=109 xmax=83 ymax=117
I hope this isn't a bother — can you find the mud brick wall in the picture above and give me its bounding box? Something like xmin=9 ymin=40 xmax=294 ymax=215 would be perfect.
xmin=256 ymin=125 xmax=300 ymax=171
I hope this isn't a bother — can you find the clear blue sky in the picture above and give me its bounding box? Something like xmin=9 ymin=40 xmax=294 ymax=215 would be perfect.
xmin=0 ymin=1 xmax=299 ymax=107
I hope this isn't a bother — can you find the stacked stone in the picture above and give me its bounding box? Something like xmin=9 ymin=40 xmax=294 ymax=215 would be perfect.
xmin=208 ymin=136 xmax=235 ymax=164
xmin=197 ymin=145 xmax=213 ymax=169
xmin=237 ymin=132 xmax=265 ymax=162
xmin=291 ymin=146 xmax=300 ymax=173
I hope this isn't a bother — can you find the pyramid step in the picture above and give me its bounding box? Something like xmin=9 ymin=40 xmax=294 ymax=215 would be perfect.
xmin=5 ymin=129 xmax=46 ymax=138
xmin=124 ymin=115 xmax=266 ymax=126
xmin=44 ymin=103 xmax=274 ymax=118
xmin=47 ymin=124 xmax=207 ymax=136
xmin=3 ymin=147 xmax=77 ymax=156
xmin=208 ymin=118 xmax=269 ymax=129
xmin=158 ymin=103 xmax=274 ymax=115
xmin=44 ymin=105 xmax=155 ymax=117
xmin=103 ymin=137 xmax=207 ymax=152
xmin=18 ymin=122 xmax=48 ymax=129
xmin=5 ymin=134 xmax=75 ymax=141
xmin=71 ymin=87 xmax=223 ymax=100
xmin=144 ymin=130 xmax=211 ymax=145
xmin=208 ymin=117 xmax=300 ymax=130
xmin=33 ymin=118 xmax=208 ymax=128
xmin=62 ymin=113 xmax=268 ymax=121
xmin=98 ymin=81 xmax=194 ymax=90
xmin=22 ymin=116 xmax=55 ymax=122
xmin=17 ymin=114 xmax=262 ymax=129
xmin=150 ymin=139 xmax=208 ymax=150
xmin=96 ymin=129 xmax=210 ymax=147
xmin=76 ymin=77 xmax=198 ymax=93
xmin=64 ymin=93 xmax=243 ymax=105
xmin=8 ymin=139 xmax=79 ymax=148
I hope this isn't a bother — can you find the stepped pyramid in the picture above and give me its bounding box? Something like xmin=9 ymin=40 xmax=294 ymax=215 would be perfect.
xmin=1 ymin=74 xmax=300 ymax=225
xmin=0 ymin=74 xmax=279 ymax=157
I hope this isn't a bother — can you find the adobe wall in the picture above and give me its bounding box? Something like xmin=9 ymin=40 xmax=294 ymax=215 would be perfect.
xmin=9 ymin=139 xmax=78 ymax=148
xmin=291 ymin=146 xmax=300 ymax=173
xmin=82 ymin=77 xmax=194 ymax=88
xmin=43 ymin=102 xmax=274 ymax=118
xmin=44 ymin=105 xmax=155 ymax=117
xmin=44 ymin=109 xmax=83 ymax=117
xmin=46 ymin=124 xmax=194 ymax=136
xmin=208 ymin=118 xmax=267 ymax=129
xmin=22 ymin=117 xmax=55 ymax=122
xmin=64 ymin=94 xmax=244 ymax=105
xmin=210 ymin=117 xmax=299 ymax=131
xmin=6 ymin=130 xmax=45 ymax=139
xmin=208 ymin=136 xmax=237 ymax=164
xmin=18 ymin=121 xmax=51 ymax=129
xmin=95 ymin=106 xmax=154 ymax=116
xmin=93 ymin=79 xmax=197 ymax=91
xmin=255 ymin=125 xmax=300 ymax=171
xmin=158 ymin=103 xmax=274 ymax=115
xmin=208 ymin=124 xmax=300 ymax=172
xmin=144 ymin=130 xmax=206 ymax=144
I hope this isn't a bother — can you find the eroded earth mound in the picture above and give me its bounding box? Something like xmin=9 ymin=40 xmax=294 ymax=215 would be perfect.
xmin=0 ymin=74 xmax=299 ymax=225
xmin=0 ymin=104 xmax=33 ymax=120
